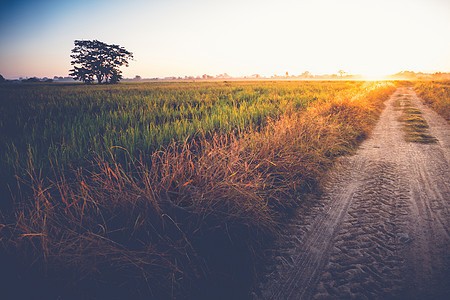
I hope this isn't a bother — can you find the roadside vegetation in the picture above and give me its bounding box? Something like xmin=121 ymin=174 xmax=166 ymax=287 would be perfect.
xmin=414 ymin=80 xmax=450 ymax=122
xmin=397 ymin=98 xmax=437 ymax=144
xmin=0 ymin=81 xmax=395 ymax=299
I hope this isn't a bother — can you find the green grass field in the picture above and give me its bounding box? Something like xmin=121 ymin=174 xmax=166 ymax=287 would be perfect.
xmin=0 ymin=80 xmax=396 ymax=298
xmin=0 ymin=81 xmax=361 ymax=177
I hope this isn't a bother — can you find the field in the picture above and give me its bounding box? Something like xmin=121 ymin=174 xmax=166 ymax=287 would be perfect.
xmin=0 ymin=81 xmax=396 ymax=298
xmin=1 ymin=81 xmax=363 ymax=177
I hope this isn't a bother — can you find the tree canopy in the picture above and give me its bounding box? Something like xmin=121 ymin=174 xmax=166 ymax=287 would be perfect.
xmin=69 ymin=40 xmax=133 ymax=84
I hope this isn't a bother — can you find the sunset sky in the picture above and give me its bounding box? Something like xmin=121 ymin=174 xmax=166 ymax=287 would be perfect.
xmin=1 ymin=0 xmax=449 ymax=79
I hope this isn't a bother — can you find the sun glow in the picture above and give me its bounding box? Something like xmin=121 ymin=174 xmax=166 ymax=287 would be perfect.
xmin=359 ymin=69 xmax=392 ymax=80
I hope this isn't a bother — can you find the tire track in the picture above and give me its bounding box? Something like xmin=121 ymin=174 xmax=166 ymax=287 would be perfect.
xmin=255 ymin=158 xmax=365 ymax=299
xmin=313 ymin=160 xmax=411 ymax=299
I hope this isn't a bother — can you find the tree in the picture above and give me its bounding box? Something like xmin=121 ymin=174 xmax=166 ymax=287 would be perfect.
xmin=70 ymin=40 xmax=133 ymax=84
xmin=301 ymin=71 xmax=311 ymax=78
xmin=0 ymin=74 xmax=5 ymax=83
xmin=338 ymin=70 xmax=346 ymax=77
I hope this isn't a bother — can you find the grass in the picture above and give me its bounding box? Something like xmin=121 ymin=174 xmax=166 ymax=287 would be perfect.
xmin=0 ymin=81 xmax=354 ymax=178
xmin=0 ymin=81 xmax=396 ymax=299
xmin=393 ymin=98 xmax=402 ymax=110
xmin=414 ymin=80 xmax=450 ymax=123
xmin=398 ymin=99 xmax=438 ymax=144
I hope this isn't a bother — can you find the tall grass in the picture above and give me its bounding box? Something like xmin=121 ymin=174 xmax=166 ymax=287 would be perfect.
xmin=414 ymin=80 xmax=450 ymax=122
xmin=0 ymin=81 xmax=395 ymax=298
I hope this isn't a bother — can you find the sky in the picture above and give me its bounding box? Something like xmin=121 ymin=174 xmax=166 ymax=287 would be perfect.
xmin=1 ymin=0 xmax=450 ymax=79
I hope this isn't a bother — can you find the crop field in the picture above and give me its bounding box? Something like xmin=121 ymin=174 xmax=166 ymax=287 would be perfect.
xmin=0 ymin=81 xmax=396 ymax=298
xmin=1 ymin=81 xmax=363 ymax=176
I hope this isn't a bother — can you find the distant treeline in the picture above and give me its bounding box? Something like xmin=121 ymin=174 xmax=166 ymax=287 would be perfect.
xmin=1 ymin=71 xmax=450 ymax=84
xmin=0 ymin=76 xmax=76 ymax=83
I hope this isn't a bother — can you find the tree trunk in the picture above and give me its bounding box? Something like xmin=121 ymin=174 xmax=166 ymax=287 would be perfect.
xmin=97 ymin=73 xmax=103 ymax=84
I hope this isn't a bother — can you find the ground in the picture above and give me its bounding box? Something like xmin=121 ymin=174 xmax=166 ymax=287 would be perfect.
xmin=254 ymin=87 xmax=450 ymax=299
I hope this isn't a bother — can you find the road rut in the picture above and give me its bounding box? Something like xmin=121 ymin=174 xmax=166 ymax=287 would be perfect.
xmin=254 ymin=87 xmax=449 ymax=299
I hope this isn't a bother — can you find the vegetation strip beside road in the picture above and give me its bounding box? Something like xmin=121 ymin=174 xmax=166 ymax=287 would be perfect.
xmin=1 ymin=81 xmax=395 ymax=298
xmin=396 ymin=95 xmax=437 ymax=144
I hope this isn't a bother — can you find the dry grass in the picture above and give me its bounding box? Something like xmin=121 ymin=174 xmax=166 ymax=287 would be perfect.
xmin=398 ymin=100 xmax=437 ymax=144
xmin=414 ymin=81 xmax=450 ymax=123
xmin=0 ymin=82 xmax=396 ymax=298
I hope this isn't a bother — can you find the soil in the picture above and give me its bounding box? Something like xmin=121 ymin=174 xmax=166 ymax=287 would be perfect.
xmin=253 ymin=87 xmax=450 ymax=299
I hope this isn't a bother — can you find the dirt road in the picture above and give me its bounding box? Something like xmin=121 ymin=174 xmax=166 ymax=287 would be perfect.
xmin=254 ymin=87 xmax=449 ymax=299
